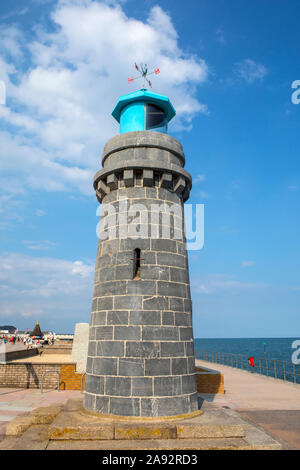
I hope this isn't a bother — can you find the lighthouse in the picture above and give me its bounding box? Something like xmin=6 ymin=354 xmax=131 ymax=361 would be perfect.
xmin=84 ymin=80 xmax=198 ymax=417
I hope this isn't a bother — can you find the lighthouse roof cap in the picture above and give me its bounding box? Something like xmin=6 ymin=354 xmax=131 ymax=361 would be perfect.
xmin=112 ymin=89 xmax=176 ymax=123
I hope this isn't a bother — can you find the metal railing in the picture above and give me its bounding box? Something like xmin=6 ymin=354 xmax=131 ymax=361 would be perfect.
xmin=196 ymin=350 xmax=300 ymax=384
xmin=40 ymin=370 xmax=61 ymax=393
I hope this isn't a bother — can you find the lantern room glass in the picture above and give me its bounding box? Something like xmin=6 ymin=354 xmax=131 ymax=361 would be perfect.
xmin=145 ymin=103 xmax=167 ymax=133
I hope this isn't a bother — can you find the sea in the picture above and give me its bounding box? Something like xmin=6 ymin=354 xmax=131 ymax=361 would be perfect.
xmin=194 ymin=337 xmax=300 ymax=384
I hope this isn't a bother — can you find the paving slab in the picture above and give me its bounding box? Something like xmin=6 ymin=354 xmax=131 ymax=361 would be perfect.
xmin=0 ymin=415 xmax=16 ymax=422
xmin=5 ymin=415 xmax=33 ymax=436
xmin=49 ymin=410 xmax=115 ymax=440
xmin=0 ymin=387 xmax=81 ymax=437
xmin=176 ymin=424 xmax=244 ymax=439
xmin=0 ymin=389 xmax=20 ymax=396
xmin=0 ymin=436 xmax=19 ymax=450
xmin=11 ymin=425 xmax=49 ymax=451
xmin=0 ymin=422 xmax=7 ymax=435
xmin=31 ymin=405 xmax=62 ymax=425
xmin=114 ymin=424 xmax=177 ymax=440
xmin=238 ymin=410 xmax=300 ymax=450
xmin=46 ymin=437 xmax=251 ymax=450
xmin=6 ymin=405 xmax=63 ymax=436
xmin=0 ymin=404 xmax=32 ymax=412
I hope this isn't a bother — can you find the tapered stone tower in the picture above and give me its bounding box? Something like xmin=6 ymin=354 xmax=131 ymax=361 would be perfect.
xmin=84 ymin=89 xmax=199 ymax=417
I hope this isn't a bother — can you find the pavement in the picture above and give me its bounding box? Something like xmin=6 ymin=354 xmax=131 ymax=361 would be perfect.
xmin=0 ymin=343 xmax=28 ymax=353
xmin=195 ymin=359 xmax=300 ymax=449
xmin=0 ymin=388 xmax=81 ymax=442
xmin=12 ymin=354 xmax=72 ymax=363
xmin=0 ymin=349 xmax=75 ymax=441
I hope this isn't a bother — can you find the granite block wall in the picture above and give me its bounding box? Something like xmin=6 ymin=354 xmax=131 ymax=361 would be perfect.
xmin=84 ymin=131 xmax=198 ymax=417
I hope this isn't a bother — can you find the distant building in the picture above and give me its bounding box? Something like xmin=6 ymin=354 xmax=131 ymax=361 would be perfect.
xmin=0 ymin=325 xmax=17 ymax=334
xmin=55 ymin=334 xmax=73 ymax=342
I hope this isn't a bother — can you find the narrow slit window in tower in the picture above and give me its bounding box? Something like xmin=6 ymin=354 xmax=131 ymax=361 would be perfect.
xmin=133 ymin=248 xmax=141 ymax=280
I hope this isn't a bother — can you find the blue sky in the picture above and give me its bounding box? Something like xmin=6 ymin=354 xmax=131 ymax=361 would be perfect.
xmin=0 ymin=0 xmax=299 ymax=337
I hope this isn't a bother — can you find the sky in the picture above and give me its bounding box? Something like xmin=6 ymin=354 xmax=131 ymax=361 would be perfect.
xmin=0 ymin=0 xmax=299 ymax=337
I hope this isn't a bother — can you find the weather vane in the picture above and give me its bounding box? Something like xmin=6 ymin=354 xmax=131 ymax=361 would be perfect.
xmin=128 ymin=63 xmax=160 ymax=89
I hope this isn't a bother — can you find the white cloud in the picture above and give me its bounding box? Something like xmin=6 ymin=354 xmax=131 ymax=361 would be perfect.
xmin=0 ymin=25 xmax=24 ymax=59
xmin=215 ymin=28 xmax=227 ymax=45
xmin=22 ymin=240 xmax=57 ymax=251
xmin=241 ymin=260 xmax=255 ymax=268
xmin=0 ymin=130 xmax=93 ymax=195
xmin=0 ymin=253 xmax=94 ymax=319
xmin=193 ymin=174 xmax=206 ymax=184
xmin=71 ymin=260 xmax=94 ymax=278
xmin=0 ymin=185 xmax=25 ymax=230
xmin=199 ymin=191 xmax=210 ymax=199
xmin=0 ymin=1 xmax=209 ymax=218
xmin=192 ymin=273 xmax=265 ymax=295
xmin=0 ymin=7 xmax=29 ymax=21
xmin=35 ymin=209 xmax=46 ymax=217
xmin=234 ymin=59 xmax=268 ymax=83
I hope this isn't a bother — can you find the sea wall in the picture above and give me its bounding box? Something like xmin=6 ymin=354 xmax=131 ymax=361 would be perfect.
xmin=0 ymin=363 xmax=85 ymax=390
xmin=0 ymin=347 xmax=40 ymax=363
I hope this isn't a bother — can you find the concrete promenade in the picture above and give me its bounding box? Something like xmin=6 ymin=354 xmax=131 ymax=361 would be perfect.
xmin=196 ymin=359 xmax=300 ymax=449
xmin=1 ymin=343 xmax=28 ymax=353
xmin=12 ymin=354 xmax=71 ymax=363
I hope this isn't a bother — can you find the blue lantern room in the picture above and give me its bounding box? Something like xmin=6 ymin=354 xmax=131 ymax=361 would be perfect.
xmin=111 ymin=89 xmax=176 ymax=134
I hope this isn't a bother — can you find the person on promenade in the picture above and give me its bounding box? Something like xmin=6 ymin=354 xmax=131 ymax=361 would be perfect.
xmin=247 ymin=356 xmax=255 ymax=372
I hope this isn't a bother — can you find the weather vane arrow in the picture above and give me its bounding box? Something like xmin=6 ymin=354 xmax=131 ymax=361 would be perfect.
xmin=128 ymin=63 xmax=160 ymax=89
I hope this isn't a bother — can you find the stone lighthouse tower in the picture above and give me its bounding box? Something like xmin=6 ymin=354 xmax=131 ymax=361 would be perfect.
xmin=84 ymin=87 xmax=199 ymax=418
